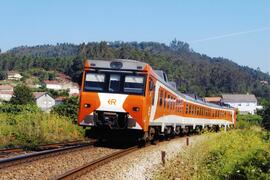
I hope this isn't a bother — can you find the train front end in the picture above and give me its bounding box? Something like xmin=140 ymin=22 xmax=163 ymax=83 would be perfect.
xmin=78 ymin=59 xmax=150 ymax=139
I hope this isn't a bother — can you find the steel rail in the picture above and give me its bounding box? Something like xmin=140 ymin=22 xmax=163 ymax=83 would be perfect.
xmin=0 ymin=141 xmax=95 ymax=169
xmin=54 ymin=146 xmax=139 ymax=180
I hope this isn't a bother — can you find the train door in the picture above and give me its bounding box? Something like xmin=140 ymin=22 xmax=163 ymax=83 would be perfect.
xmin=149 ymin=77 xmax=157 ymax=121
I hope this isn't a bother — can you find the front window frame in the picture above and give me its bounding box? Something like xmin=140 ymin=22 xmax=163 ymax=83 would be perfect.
xmin=83 ymin=70 xmax=146 ymax=96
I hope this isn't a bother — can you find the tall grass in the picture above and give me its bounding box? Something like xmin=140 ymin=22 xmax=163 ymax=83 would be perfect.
xmin=155 ymin=128 xmax=270 ymax=180
xmin=0 ymin=112 xmax=84 ymax=149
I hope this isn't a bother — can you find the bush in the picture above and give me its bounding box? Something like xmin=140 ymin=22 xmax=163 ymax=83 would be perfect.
xmin=155 ymin=128 xmax=270 ymax=180
xmin=52 ymin=96 xmax=79 ymax=121
xmin=0 ymin=104 xmax=40 ymax=114
xmin=262 ymin=105 xmax=270 ymax=130
xmin=0 ymin=112 xmax=84 ymax=149
xmin=10 ymin=84 xmax=35 ymax=105
xmin=236 ymin=114 xmax=262 ymax=129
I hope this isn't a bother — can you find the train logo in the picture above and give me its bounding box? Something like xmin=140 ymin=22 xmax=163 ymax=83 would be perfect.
xmin=108 ymin=99 xmax=117 ymax=105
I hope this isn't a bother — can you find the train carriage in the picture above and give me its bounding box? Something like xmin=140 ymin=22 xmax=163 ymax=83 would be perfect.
xmin=78 ymin=59 xmax=236 ymax=141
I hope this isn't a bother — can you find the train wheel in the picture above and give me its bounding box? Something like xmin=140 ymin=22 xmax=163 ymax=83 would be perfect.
xmin=138 ymin=132 xmax=147 ymax=147
xmin=148 ymin=127 xmax=157 ymax=144
xmin=175 ymin=126 xmax=181 ymax=136
xmin=164 ymin=127 xmax=172 ymax=141
xmin=183 ymin=126 xmax=190 ymax=136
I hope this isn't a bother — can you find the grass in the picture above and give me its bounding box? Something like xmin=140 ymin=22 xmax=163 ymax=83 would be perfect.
xmin=155 ymin=127 xmax=270 ymax=180
xmin=0 ymin=112 xmax=84 ymax=149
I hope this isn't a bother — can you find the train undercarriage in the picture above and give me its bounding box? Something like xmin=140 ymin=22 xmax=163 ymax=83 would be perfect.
xmin=84 ymin=122 xmax=227 ymax=145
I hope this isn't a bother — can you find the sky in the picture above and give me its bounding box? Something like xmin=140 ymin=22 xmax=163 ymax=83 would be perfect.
xmin=0 ymin=0 xmax=269 ymax=73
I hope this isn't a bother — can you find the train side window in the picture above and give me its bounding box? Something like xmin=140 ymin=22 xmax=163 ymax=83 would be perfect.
xmin=164 ymin=92 xmax=167 ymax=108
xmin=151 ymin=83 xmax=156 ymax=106
xmin=149 ymin=79 xmax=154 ymax=91
xmin=186 ymin=103 xmax=189 ymax=114
xmin=167 ymin=95 xmax=172 ymax=109
xmin=159 ymin=90 xmax=163 ymax=106
xmin=172 ymin=98 xmax=174 ymax=110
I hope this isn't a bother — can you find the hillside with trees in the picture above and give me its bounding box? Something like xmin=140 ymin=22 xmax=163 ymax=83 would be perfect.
xmin=1 ymin=40 xmax=270 ymax=101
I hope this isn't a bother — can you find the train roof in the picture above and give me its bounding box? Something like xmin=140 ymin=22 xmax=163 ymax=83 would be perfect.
xmin=84 ymin=59 xmax=148 ymax=71
xmin=85 ymin=59 xmax=234 ymax=111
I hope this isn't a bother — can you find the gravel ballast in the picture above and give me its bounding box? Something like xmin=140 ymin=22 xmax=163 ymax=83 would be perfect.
xmin=79 ymin=135 xmax=206 ymax=180
xmin=0 ymin=146 xmax=120 ymax=180
xmin=0 ymin=135 xmax=205 ymax=180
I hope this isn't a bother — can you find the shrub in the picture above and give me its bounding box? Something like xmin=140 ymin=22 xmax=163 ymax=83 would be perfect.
xmin=0 ymin=112 xmax=84 ymax=149
xmin=52 ymin=96 xmax=79 ymax=121
xmin=262 ymin=105 xmax=270 ymax=130
xmin=0 ymin=104 xmax=40 ymax=114
xmin=236 ymin=114 xmax=262 ymax=129
xmin=155 ymin=128 xmax=270 ymax=180
xmin=10 ymin=84 xmax=35 ymax=105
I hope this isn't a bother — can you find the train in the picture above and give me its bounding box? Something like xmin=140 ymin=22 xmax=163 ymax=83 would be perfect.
xmin=78 ymin=59 xmax=236 ymax=142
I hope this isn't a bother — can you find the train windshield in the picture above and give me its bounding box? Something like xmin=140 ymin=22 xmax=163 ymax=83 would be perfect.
xmin=84 ymin=71 xmax=146 ymax=95
xmin=124 ymin=75 xmax=144 ymax=94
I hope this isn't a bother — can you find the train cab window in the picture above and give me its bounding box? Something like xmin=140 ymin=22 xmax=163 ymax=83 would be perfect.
xmin=124 ymin=75 xmax=144 ymax=94
xmin=84 ymin=73 xmax=105 ymax=91
xmin=109 ymin=74 xmax=121 ymax=92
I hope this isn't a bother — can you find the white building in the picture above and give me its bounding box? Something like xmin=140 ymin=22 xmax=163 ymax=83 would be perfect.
xmin=0 ymin=85 xmax=14 ymax=101
xmin=66 ymin=83 xmax=80 ymax=95
xmin=33 ymin=92 xmax=55 ymax=111
xmin=222 ymin=94 xmax=259 ymax=115
xmin=44 ymin=80 xmax=80 ymax=95
xmin=7 ymin=72 xmax=23 ymax=81
xmin=43 ymin=80 xmax=62 ymax=90
xmin=0 ymin=91 xmax=13 ymax=101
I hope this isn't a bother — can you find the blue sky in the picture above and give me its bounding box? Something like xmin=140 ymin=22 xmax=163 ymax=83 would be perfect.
xmin=0 ymin=0 xmax=270 ymax=72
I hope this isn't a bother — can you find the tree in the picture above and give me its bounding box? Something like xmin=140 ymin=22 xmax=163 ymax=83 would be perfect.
xmin=52 ymin=96 xmax=79 ymax=121
xmin=10 ymin=85 xmax=35 ymax=105
xmin=48 ymin=72 xmax=56 ymax=80
xmin=68 ymin=58 xmax=84 ymax=85
xmin=262 ymin=105 xmax=270 ymax=130
xmin=0 ymin=71 xmax=7 ymax=80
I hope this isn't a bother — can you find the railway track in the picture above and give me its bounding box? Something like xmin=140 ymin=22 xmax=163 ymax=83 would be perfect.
xmin=53 ymin=135 xmax=193 ymax=179
xmin=0 ymin=140 xmax=86 ymax=159
xmin=54 ymin=146 xmax=139 ymax=180
xmin=0 ymin=140 xmax=95 ymax=169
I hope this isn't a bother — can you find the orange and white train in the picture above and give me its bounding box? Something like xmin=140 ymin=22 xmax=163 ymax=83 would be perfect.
xmin=78 ymin=59 xmax=236 ymax=141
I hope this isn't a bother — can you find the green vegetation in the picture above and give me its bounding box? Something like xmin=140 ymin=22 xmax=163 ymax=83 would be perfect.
xmin=0 ymin=111 xmax=83 ymax=149
xmin=155 ymin=112 xmax=270 ymax=179
xmin=236 ymin=114 xmax=263 ymax=129
xmin=52 ymin=96 xmax=79 ymax=122
xmin=155 ymin=128 xmax=270 ymax=180
xmin=10 ymin=84 xmax=35 ymax=105
xmin=0 ymin=86 xmax=83 ymax=149
xmin=0 ymin=104 xmax=40 ymax=114
xmin=262 ymin=105 xmax=270 ymax=130
xmin=0 ymin=41 xmax=270 ymax=100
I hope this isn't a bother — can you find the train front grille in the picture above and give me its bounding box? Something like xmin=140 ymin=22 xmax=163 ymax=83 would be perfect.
xmin=94 ymin=111 xmax=128 ymax=129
